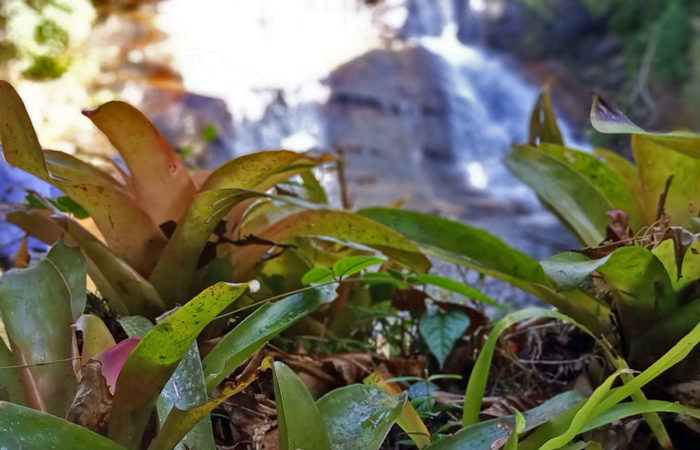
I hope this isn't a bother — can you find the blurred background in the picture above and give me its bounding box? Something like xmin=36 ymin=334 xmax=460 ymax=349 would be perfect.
xmin=1 ymin=0 xmax=698 ymax=264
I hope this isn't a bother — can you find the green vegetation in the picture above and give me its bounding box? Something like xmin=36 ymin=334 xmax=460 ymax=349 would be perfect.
xmin=0 ymin=80 xmax=698 ymax=448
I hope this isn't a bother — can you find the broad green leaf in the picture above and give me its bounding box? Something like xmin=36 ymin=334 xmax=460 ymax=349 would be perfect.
xmin=73 ymin=314 xmax=116 ymax=365
xmin=156 ymin=344 xmax=215 ymax=450
xmin=136 ymin=309 xmax=215 ymax=450
xmin=418 ymin=273 xmax=503 ymax=308
xmin=425 ymin=391 xmax=585 ymax=450
xmin=357 ymin=208 xmax=546 ymax=286
xmin=593 ymin=148 xmax=645 ymax=217
xmin=0 ymin=80 xmax=49 ymax=178
xmin=271 ymin=361 xmax=332 ymax=450
xmin=0 ymin=401 xmax=124 ymax=449
xmin=333 ymin=255 xmax=385 ymax=278
xmin=0 ymin=338 xmax=25 ymax=404
xmin=540 ymin=369 xmax=629 ymax=450
xmin=0 ymin=243 xmax=81 ymax=416
xmin=463 ymin=308 xmax=593 ymax=427
xmin=233 ymin=210 xmax=431 ymax=280
xmin=529 ymin=84 xmax=563 ymax=146
xmin=108 ymin=281 xmax=255 ymax=448
xmin=302 ymin=267 xmax=334 ymax=285
xmin=364 ymin=371 xmax=432 ymax=448
xmin=506 ymin=145 xmax=612 ymax=246
xmin=632 ymin=135 xmax=700 ymax=225
xmin=591 ymin=95 xmax=700 ymax=159
xmin=358 ymin=208 xmax=609 ymax=334
xmin=540 ymin=252 xmax=610 ymax=289
xmin=652 ymin=237 xmax=700 ymax=292
xmin=538 ymin=143 xmax=646 ymax=230
xmin=419 ymin=307 xmax=470 ymax=368
xmin=4 ymin=213 xmax=90 ymax=318
xmin=629 ymin=296 xmax=700 ymax=369
xmin=317 ymin=384 xmax=407 ymax=450
xmin=595 ymin=246 xmax=676 ymax=342
xmin=202 ymin=283 xmax=338 ymax=392
xmin=44 ymin=240 xmax=87 ymax=320
xmin=83 ymin=101 xmax=196 ymax=224
xmin=7 ymin=213 xmax=167 ymax=318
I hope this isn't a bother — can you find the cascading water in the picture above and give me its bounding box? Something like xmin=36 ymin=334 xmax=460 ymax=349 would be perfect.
xmin=151 ymin=0 xmax=580 ymax=268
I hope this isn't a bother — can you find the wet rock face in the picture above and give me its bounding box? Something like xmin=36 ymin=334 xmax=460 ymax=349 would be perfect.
xmin=139 ymin=90 xmax=236 ymax=169
xmin=326 ymin=46 xmax=454 ymax=173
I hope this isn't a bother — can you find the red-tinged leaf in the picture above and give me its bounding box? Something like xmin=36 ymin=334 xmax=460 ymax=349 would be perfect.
xmin=44 ymin=150 xmax=126 ymax=190
xmin=58 ymin=183 xmax=167 ymax=276
xmin=232 ymin=210 xmax=431 ymax=280
xmin=94 ymin=337 xmax=140 ymax=395
xmin=83 ymin=101 xmax=196 ymax=224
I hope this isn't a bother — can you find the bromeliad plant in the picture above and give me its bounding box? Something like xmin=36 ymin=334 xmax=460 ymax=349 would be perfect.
xmin=0 ymin=241 xmax=350 ymax=449
xmin=360 ymin=89 xmax=700 ymax=371
xmin=0 ymin=80 xmax=429 ymax=320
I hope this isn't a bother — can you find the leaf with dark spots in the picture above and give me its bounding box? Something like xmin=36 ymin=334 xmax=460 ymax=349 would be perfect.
xmin=108 ymin=281 xmax=255 ymax=448
xmin=232 ymin=210 xmax=430 ymax=280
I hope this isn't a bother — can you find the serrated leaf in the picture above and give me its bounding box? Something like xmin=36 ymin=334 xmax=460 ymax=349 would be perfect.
xmin=419 ymin=308 xmax=470 ymax=368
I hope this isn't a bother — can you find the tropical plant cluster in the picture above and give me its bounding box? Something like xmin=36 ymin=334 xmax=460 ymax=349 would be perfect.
xmin=0 ymin=79 xmax=698 ymax=449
